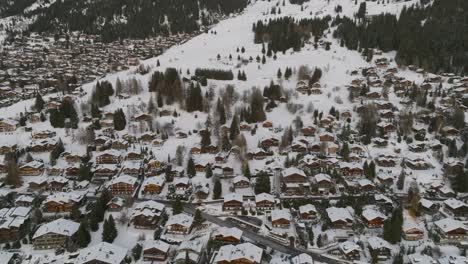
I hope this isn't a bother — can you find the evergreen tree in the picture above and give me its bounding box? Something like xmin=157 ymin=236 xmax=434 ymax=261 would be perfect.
xmin=76 ymin=219 xmax=91 ymax=248
xmin=5 ymin=153 xmax=20 ymax=187
xmin=49 ymin=109 xmax=65 ymax=128
xmin=205 ymin=164 xmax=213 ymax=178
xmin=383 ymin=207 xmax=403 ymax=244
xmin=132 ymin=243 xmax=142 ymax=261
xmin=229 ymin=115 xmax=240 ymax=140
xmin=172 ymin=198 xmax=184 ymax=214
xmin=187 ymin=157 xmax=196 ymax=177
xmin=102 ymin=215 xmax=117 ymax=243
xmin=113 ymin=108 xmax=127 ymax=131
xmin=200 ymin=129 xmax=211 ymax=153
xmin=193 ymin=209 xmax=204 ymax=227
xmin=34 ymin=93 xmax=45 ymax=111
xmin=254 ymin=172 xmax=271 ymax=194
xmin=213 ymin=178 xmax=222 ymax=199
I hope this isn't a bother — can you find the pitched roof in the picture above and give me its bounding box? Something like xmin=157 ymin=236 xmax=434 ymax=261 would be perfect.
xmin=214 ymin=243 xmax=263 ymax=263
xmin=33 ymin=218 xmax=79 ymax=239
xmin=75 ymin=242 xmax=127 ymax=264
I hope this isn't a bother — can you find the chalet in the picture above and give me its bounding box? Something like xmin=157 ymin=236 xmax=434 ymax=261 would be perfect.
xmin=291 ymin=141 xmax=307 ymax=153
xmin=121 ymin=161 xmax=141 ymax=176
xmin=340 ymin=163 xmax=363 ymax=177
xmin=107 ymin=197 xmax=125 ymax=212
xmin=435 ymin=218 xmax=468 ymax=243
xmin=147 ymin=159 xmax=162 ymax=169
xmin=0 ymin=207 xmax=31 ymax=243
xmin=195 ymin=161 xmax=209 ymax=172
xmin=29 ymin=138 xmax=57 ymax=152
xmin=109 ymin=175 xmax=138 ymax=196
xmin=139 ymin=132 xmax=156 ymax=142
xmin=142 ymin=176 xmax=165 ymax=195
xmin=47 ymin=176 xmax=69 ymax=191
xmin=255 ymin=193 xmax=275 ymax=211
xmin=159 ymin=109 xmax=173 ymax=117
xmin=95 ymin=149 xmax=122 ymax=164
xmin=376 ymin=155 xmax=396 ymax=167
xmin=190 ymin=145 xmax=202 ymax=154
xmin=357 ymin=179 xmax=376 ymax=193
xmin=0 ymin=143 xmax=17 ymax=155
xmin=215 ymin=153 xmax=226 ymax=164
xmin=131 ymin=201 xmax=165 ymax=229
xmin=143 ymin=240 xmax=170 ymax=262
xmin=326 ymin=207 xmax=353 ymax=229
xmin=32 ymin=219 xmax=79 ymax=249
xmin=361 ymin=208 xmax=386 ymax=228
xmin=111 ymin=139 xmax=129 ymax=150
xmin=222 ymin=165 xmax=234 ymax=177
xmin=166 ymin=213 xmax=193 ymax=234
xmin=19 ymin=161 xmax=44 ymax=176
xmin=299 ymin=204 xmax=318 ymax=221
xmin=42 ymin=192 xmax=84 ymax=213
xmin=338 ymin=241 xmax=361 ymax=260
xmin=301 ymin=126 xmax=316 ymax=136
xmin=271 ymin=209 xmax=291 ymax=228
xmin=403 ymin=220 xmax=424 ymax=241
xmin=206 ymin=144 xmax=219 ymax=154
xmin=441 ymin=126 xmax=459 ymax=136
xmin=263 ymin=121 xmax=273 ymax=128
xmin=0 ymin=119 xmax=17 ymax=132
xmin=314 ymin=173 xmax=333 ymax=194
xmin=405 ymin=158 xmax=431 ymax=170
xmin=233 ymin=176 xmax=250 ymax=189
xmin=223 ymin=193 xmax=243 ymax=211
xmin=76 ymin=242 xmax=128 ymax=264
xmin=377 ymin=122 xmax=396 ymax=133
xmin=126 ymin=150 xmax=143 ymax=160
xmin=93 ymin=165 xmax=118 ymax=182
xmin=32 ymin=130 xmax=56 ymax=139
xmin=239 ymin=122 xmax=251 ymax=131
xmin=319 ymin=132 xmax=334 ymax=142
xmin=174 ymin=178 xmax=191 ymax=193
xmin=62 ymin=152 xmax=84 ymax=164
xmin=15 ymin=195 xmax=35 ymax=207
xmin=373 ymin=137 xmax=388 ymax=147
xmin=133 ymin=113 xmax=151 ymax=122
xmin=176 ymin=131 xmax=188 ymax=139
xmin=443 ymin=198 xmax=468 ymax=218
xmin=282 ymin=167 xmax=309 ymax=196
xmin=194 ymin=185 xmax=209 ymax=200
xmin=213 ymin=243 xmax=263 ymax=264
xmin=260 ymin=137 xmax=279 ymax=148
xmin=174 ymin=240 xmax=203 ymax=264
xmin=213 ymin=227 xmax=243 ymax=244
xmin=28 ymin=177 xmax=48 ymax=191
xmin=367 ymin=237 xmax=392 ymax=260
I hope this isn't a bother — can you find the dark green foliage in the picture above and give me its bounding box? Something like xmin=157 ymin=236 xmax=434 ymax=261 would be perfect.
xmin=113 ymin=108 xmax=127 ymax=131
xmin=213 ymin=178 xmax=222 ymax=199
xmin=102 ymin=215 xmax=117 ymax=243
xmin=186 ymin=82 xmax=204 ymax=112
xmin=91 ymin=81 xmax=114 ymax=107
xmin=76 ymin=219 xmax=91 ymax=248
xmin=49 ymin=109 xmax=65 ymax=128
xmin=205 ymin=164 xmax=213 ymax=178
xmin=254 ymin=171 xmax=271 ymax=194
xmin=148 ymin=68 xmax=184 ymax=104
xmin=383 ymin=207 xmax=403 ymax=244
xmin=253 ymin=16 xmax=331 ymax=53
xmin=193 ymin=209 xmax=204 ymax=227
xmin=172 ymin=197 xmax=184 ymax=214
xmin=34 ymin=93 xmax=45 ymax=111
xmin=132 ymin=243 xmax=142 ymax=261
xmin=27 ymin=0 xmax=247 ymax=42
xmin=229 ymin=115 xmax=240 ymax=140
xmin=334 ymin=0 xmax=468 ymax=74
xmin=452 ymin=171 xmax=468 ymax=193
xmin=194 ymin=68 xmax=234 ymax=80
xmin=187 ymin=158 xmax=196 ymax=177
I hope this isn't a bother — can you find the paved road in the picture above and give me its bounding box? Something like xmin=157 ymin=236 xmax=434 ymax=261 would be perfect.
xmin=158 ymin=200 xmax=351 ymax=264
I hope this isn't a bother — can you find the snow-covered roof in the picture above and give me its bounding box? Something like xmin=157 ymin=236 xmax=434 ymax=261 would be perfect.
xmin=109 ymin=174 xmax=137 ymax=185
xmin=339 ymin=241 xmax=361 ymax=254
xmin=271 ymin=209 xmax=291 ymax=222
xmin=367 ymin=236 xmax=392 ymax=250
xmin=143 ymin=175 xmax=165 ymax=186
xmin=362 ymin=208 xmax=386 ymax=221
xmin=143 ymin=240 xmax=170 ymax=253
xmin=44 ymin=192 xmax=84 ymax=205
xmin=224 ymin=193 xmax=243 ymax=203
xmin=326 ymin=207 xmax=353 ymax=223
xmin=444 ymin=198 xmax=468 ymax=210
xmin=314 ymin=173 xmax=331 ymax=182
xmin=282 ymin=167 xmax=306 ymax=177
xmin=291 ymin=253 xmax=313 ymax=264
xmin=213 ymin=227 xmax=243 ymax=240
xmin=166 ymin=213 xmax=193 ymax=228
xmin=214 ymin=243 xmax=263 ymax=264
xmin=33 ymin=218 xmax=79 ymax=239
xmin=233 ymin=175 xmax=250 ymax=184
xmin=255 ymin=192 xmax=274 ymax=203
xmin=419 ymin=198 xmax=434 ymax=209
xmin=299 ymin=204 xmax=317 ymax=214
xmin=75 ymin=242 xmax=128 ymax=264
xmin=434 ymin=218 xmax=468 ymax=233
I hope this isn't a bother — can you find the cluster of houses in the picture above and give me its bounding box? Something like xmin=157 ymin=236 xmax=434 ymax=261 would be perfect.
xmin=0 ymin=31 xmax=196 ymax=108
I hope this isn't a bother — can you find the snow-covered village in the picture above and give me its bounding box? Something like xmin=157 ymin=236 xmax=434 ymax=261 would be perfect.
xmin=0 ymin=0 xmax=468 ymax=263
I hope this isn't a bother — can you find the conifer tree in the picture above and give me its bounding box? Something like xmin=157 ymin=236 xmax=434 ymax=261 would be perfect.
xmin=34 ymin=93 xmax=45 ymax=111
xmin=113 ymin=108 xmax=127 ymax=131
xmin=172 ymin=197 xmax=184 ymax=214
xmin=205 ymin=164 xmax=213 ymax=178
xmin=229 ymin=115 xmax=240 ymax=140
xmin=102 ymin=215 xmax=117 ymax=243
xmin=187 ymin=157 xmax=196 ymax=177
xmin=76 ymin=219 xmax=91 ymax=248
xmin=213 ymin=178 xmax=222 ymax=199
